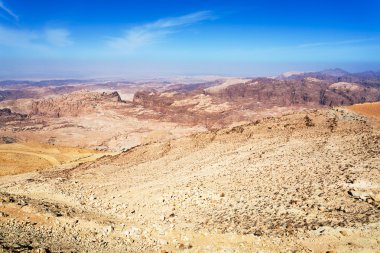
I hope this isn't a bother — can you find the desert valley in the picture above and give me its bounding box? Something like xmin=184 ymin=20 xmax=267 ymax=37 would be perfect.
xmin=0 ymin=69 xmax=379 ymax=252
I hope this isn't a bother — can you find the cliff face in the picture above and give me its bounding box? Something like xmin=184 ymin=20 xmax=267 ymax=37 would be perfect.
xmin=133 ymin=90 xmax=175 ymax=107
xmin=30 ymin=90 xmax=122 ymax=117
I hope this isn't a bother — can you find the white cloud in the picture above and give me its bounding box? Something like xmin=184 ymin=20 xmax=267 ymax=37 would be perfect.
xmin=146 ymin=11 xmax=214 ymax=29
xmin=107 ymin=11 xmax=214 ymax=50
xmin=0 ymin=25 xmax=39 ymax=48
xmin=108 ymin=26 xmax=171 ymax=50
xmin=0 ymin=25 xmax=73 ymax=51
xmin=0 ymin=0 xmax=18 ymax=21
xmin=0 ymin=1 xmax=73 ymax=50
xmin=44 ymin=28 xmax=73 ymax=47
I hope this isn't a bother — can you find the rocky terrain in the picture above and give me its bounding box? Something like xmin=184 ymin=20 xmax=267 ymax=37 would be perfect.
xmin=0 ymin=108 xmax=27 ymax=126
xmin=4 ymin=74 xmax=379 ymax=152
xmin=0 ymin=71 xmax=380 ymax=252
xmin=0 ymin=89 xmax=207 ymax=151
xmin=30 ymin=90 xmax=122 ymax=117
xmin=0 ymin=104 xmax=379 ymax=252
xmin=132 ymin=76 xmax=380 ymax=128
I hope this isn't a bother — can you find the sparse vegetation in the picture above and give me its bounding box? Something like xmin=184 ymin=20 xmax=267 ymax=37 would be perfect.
xmin=304 ymin=115 xmax=315 ymax=127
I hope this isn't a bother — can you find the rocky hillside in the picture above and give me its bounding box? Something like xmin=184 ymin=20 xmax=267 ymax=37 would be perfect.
xmin=30 ymin=90 xmax=122 ymax=117
xmin=132 ymin=77 xmax=380 ymax=128
xmin=212 ymin=78 xmax=380 ymax=106
xmin=0 ymin=108 xmax=27 ymax=125
xmin=0 ymin=106 xmax=379 ymax=252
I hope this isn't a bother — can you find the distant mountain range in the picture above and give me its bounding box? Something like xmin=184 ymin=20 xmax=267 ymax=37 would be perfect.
xmin=0 ymin=79 xmax=95 ymax=87
xmin=278 ymin=68 xmax=380 ymax=87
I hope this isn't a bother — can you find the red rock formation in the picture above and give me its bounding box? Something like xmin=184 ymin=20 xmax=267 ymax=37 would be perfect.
xmin=30 ymin=90 xmax=122 ymax=117
xmin=211 ymin=78 xmax=380 ymax=107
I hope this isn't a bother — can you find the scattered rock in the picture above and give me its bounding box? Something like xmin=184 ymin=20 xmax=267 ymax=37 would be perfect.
xmin=0 ymin=211 xmax=9 ymax=217
xmin=372 ymin=194 xmax=380 ymax=202
xmin=103 ymin=225 xmax=114 ymax=235
xmin=348 ymin=190 xmax=373 ymax=200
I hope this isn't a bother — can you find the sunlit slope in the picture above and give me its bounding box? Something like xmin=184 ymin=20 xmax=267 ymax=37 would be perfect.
xmin=0 ymin=142 xmax=109 ymax=176
xmin=346 ymin=102 xmax=380 ymax=120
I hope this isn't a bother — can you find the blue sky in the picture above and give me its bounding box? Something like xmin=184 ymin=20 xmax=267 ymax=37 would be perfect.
xmin=0 ymin=0 xmax=379 ymax=79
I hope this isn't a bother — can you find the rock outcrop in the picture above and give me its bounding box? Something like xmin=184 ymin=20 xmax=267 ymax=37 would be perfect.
xmin=0 ymin=108 xmax=27 ymax=123
xmin=30 ymin=90 xmax=122 ymax=117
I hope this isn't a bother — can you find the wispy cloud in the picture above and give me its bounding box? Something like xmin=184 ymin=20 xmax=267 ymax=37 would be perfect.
xmin=107 ymin=11 xmax=215 ymax=50
xmin=0 ymin=26 xmax=38 ymax=48
xmin=0 ymin=25 xmax=73 ymax=51
xmin=298 ymin=38 xmax=374 ymax=48
xmin=0 ymin=0 xmax=18 ymax=21
xmin=44 ymin=28 xmax=73 ymax=47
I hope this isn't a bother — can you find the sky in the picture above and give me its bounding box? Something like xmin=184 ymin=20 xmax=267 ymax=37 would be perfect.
xmin=0 ymin=0 xmax=380 ymax=79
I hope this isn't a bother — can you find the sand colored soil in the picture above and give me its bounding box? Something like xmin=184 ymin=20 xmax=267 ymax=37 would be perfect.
xmin=347 ymin=102 xmax=380 ymax=120
xmin=0 ymin=142 xmax=109 ymax=176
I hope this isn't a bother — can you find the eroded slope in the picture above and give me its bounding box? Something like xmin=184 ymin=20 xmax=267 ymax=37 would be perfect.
xmin=0 ymin=107 xmax=379 ymax=252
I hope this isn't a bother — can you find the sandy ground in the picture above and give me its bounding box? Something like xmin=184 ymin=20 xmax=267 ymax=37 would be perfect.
xmin=0 ymin=142 xmax=109 ymax=176
xmin=205 ymin=78 xmax=250 ymax=93
xmin=347 ymin=102 xmax=380 ymax=120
